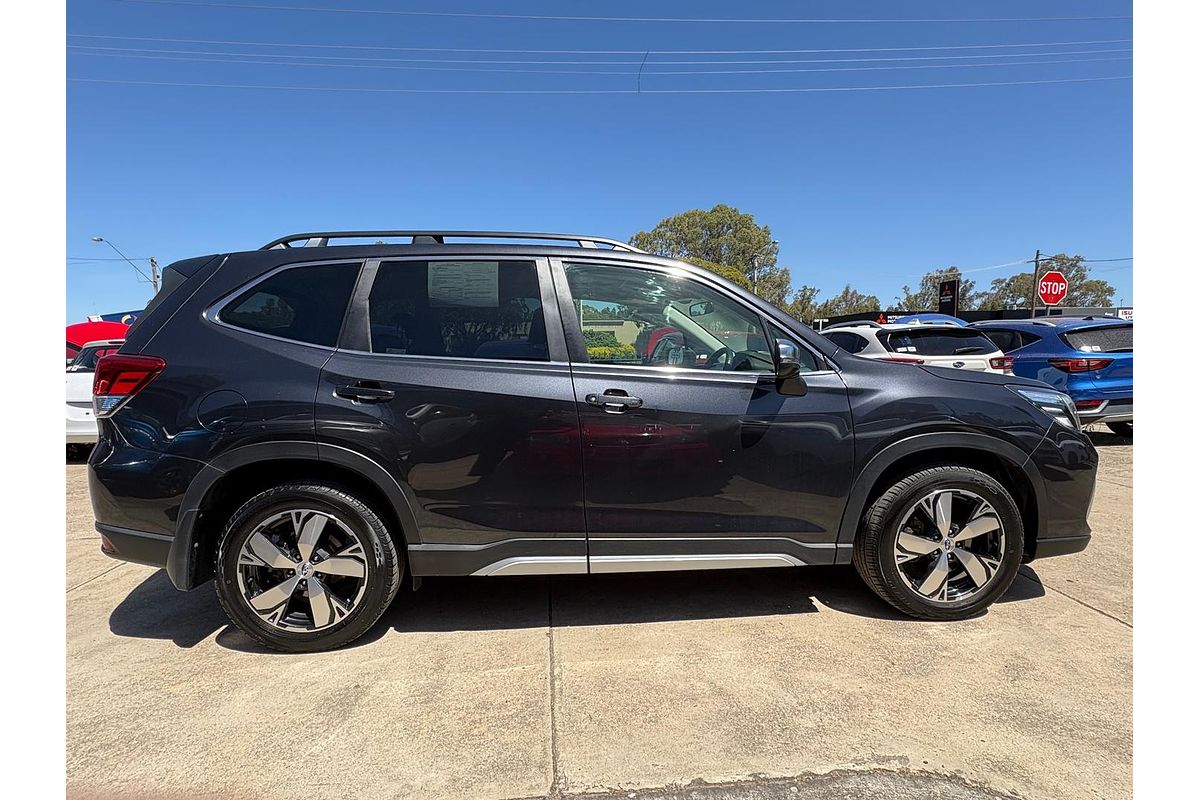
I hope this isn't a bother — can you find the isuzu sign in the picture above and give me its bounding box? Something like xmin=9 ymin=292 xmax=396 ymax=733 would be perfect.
xmin=1038 ymin=270 xmax=1069 ymax=306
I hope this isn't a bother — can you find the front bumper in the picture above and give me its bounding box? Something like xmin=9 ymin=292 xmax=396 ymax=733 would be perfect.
xmin=1025 ymin=424 xmax=1099 ymax=561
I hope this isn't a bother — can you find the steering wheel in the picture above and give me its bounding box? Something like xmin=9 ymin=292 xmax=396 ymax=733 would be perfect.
xmin=706 ymin=346 xmax=733 ymax=370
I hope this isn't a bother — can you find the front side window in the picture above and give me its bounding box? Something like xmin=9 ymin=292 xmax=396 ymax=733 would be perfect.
xmin=562 ymin=262 xmax=775 ymax=373
xmin=220 ymin=262 xmax=360 ymax=347
xmin=367 ymin=260 xmax=548 ymax=361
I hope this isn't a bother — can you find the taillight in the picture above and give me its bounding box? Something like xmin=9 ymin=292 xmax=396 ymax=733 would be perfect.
xmin=989 ymin=356 xmax=1014 ymax=372
xmin=880 ymin=356 xmax=925 ymax=365
xmin=1074 ymin=399 xmax=1104 ymax=411
xmin=1048 ymin=357 xmax=1114 ymax=373
xmin=92 ymin=354 xmax=166 ymax=418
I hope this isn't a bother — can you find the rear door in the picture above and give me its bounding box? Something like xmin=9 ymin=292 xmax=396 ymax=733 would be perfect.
xmin=316 ymin=256 xmax=587 ymax=576
xmin=553 ymin=258 xmax=855 ymax=571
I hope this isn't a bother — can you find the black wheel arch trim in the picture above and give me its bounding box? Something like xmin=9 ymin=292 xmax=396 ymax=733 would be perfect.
xmin=167 ymin=440 xmax=422 ymax=590
xmin=833 ymin=431 xmax=1047 ymax=561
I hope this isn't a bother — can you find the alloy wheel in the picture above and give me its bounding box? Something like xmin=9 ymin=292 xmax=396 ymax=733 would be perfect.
xmin=236 ymin=509 xmax=370 ymax=632
xmin=893 ymin=489 xmax=1006 ymax=603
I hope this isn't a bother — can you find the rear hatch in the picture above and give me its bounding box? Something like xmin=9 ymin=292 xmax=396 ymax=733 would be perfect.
xmin=1060 ymin=324 xmax=1133 ymax=398
xmin=879 ymin=327 xmax=1004 ymax=372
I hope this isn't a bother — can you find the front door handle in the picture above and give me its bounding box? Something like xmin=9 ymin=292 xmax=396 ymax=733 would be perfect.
xmin=585 ymin=389 xmax=644 ymax=414
xmin=335 ymin=384 xmax=395 ymax=403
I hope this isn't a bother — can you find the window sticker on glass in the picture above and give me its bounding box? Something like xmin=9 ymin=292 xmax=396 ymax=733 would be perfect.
xmin=428 ymin=261 xmax=499 ymax=308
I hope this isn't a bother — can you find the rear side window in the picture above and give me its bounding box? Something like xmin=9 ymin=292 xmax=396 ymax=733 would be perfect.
xmin=1061 ymin=325 xmax=1133 ymax=353
xmin=882 ymin=329 xmax=1000 ymax=356
xmin=219 ymin=262 xmax=360 ymax=347
xmin=825 ymin=331 xmax=869 ymax=353
xmin=978 ymin=329 xmax=1020 ymax=353
xmin=367 ymin=260 xmax=548 ymax=361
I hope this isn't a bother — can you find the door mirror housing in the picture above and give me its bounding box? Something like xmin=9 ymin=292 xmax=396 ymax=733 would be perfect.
xmin=775 ymin=338 xmax=808 ymax=396
xmin=687 ymin=301 xmax=714 ymax=317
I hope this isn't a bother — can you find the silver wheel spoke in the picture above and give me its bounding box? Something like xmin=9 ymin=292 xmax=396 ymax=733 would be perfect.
xmin=896 ymin=532 xmax=940 ymax=564
xmin=917 ymin=551 xmax=951 ymax=597
xmin=307 ymin=576 xmax=351 ymax=629
xmin=239 ymin=532 xmax=298 ymax=570
xmin=313 ymin=543 xmax=367 ymax=578
xmin=956 ymin=511 xmax=1000 ymax=542
xmin=249 ymin=575 xmax=301 ymax=615
xmin=295 ymin=512 xmax=330 ymax=562
xmin=955 ymin=548 xmax=1000 ymax=587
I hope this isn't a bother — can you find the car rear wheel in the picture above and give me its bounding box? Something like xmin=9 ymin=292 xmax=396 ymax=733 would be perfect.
xmin=853 ymin=466 xmax=1024 ymax=620
xmin=215 ymin=482 xmax=403 ymax=652
xmin=1106 ymin=421 xmax=1132 ymax=438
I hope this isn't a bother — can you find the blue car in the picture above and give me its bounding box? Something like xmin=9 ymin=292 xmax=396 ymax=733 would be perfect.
xmin=971 ymin=317 xmax=1133 ymax=436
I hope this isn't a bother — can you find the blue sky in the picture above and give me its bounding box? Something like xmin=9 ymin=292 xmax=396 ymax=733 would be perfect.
xmin=66 ymin=0 xmax=1133 ymax=322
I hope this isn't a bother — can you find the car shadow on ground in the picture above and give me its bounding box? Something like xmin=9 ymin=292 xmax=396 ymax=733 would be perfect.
xmin=1085 ymin=428 xmax=1131 ymax=447
xmin=109 ymin=564 xmax=1047 ymax=654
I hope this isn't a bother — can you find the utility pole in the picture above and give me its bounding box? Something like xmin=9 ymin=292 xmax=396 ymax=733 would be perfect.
xmin=149 ymin=257 xmax=160 ymax=294
xmin=1029 ymin=249 xmax=1041 ymax=318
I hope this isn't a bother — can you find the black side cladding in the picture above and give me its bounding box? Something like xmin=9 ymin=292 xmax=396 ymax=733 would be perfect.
xmin=122 ymin=254 xmax=224 ymax=354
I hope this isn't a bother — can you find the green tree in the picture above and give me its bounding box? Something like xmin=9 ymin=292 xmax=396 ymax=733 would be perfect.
xmin=681 ymin=257 xmax=751 ymax=290
xmin=975 ymin=254 xmax=1116 ymax=311
xmin=780 ymin=285 xmax=821 ymax=323
xmin=630 ymin=204 xmax=791 ymax=304
xmin=814 ymin=285 xmax=882 ymax=318
xmin=891 ymin=266 xmax=978 ymax=312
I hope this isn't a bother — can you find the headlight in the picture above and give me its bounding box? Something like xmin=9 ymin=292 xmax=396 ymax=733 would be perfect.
xmin=1008 ymin=386 xmax=1080 ymax=430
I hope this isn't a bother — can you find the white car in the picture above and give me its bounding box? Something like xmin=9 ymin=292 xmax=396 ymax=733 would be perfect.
xmin=66 ymin=339 xmax=123 ymax=445
xmin=821 ymin=320 xmax=1012 ymax=374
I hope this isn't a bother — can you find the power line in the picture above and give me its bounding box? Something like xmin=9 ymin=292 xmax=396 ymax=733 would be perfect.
xmin=68 ymin=74 xmax=1132 ymax=95
xmin=66 ymin=33 xmax=1134 ymax=56
xmin=68 ymin=50 xmax=1131 ymax=77
xmin=66 ymin=43 xmax=1132 ymax=66
xmin=118 ymin=1 xmax=1135 ymax=24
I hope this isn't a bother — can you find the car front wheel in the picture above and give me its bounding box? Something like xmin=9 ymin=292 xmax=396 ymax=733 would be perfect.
xmin=215 ymin=482 xmax=403 ymax=652
xmin=853 ymin=465 xmax=1024 ymax=620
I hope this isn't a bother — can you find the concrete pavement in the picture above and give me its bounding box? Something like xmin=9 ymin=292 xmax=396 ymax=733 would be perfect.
xmin=66 ymin=432 xmax=1131 ymax=799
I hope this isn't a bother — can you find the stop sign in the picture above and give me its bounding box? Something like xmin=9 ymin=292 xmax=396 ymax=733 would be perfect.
xmin=1038 ymin=270 xmax=1069 ymax=306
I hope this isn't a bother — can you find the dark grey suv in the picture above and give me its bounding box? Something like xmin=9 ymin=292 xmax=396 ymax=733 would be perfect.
xmin=88 ymin=230 xmax=1097 ymax=651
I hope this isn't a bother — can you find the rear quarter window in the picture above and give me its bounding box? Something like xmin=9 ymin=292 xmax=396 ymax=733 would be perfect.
xmin=219 ymin=262 xmax=361 ymax=347
xmin=882 ymin=329 xmax=1001 ymax=356
xmin=824 ymin=331 xmax=869 ymax=353
xmin=1061 ymin=325 xmax=1133 ymax=353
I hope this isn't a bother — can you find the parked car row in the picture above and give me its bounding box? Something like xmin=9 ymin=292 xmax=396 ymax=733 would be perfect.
xmin=66 ymin=338 xmax=124 ymax=448
xmin=820 ymin=315 xmax=1133 ymax=437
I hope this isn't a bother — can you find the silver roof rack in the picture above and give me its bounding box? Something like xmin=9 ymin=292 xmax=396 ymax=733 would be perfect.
xmin=823 ymin=320 xmax=885 ymax=331
xmin=262 ymin=230 xmax=645 ymax=253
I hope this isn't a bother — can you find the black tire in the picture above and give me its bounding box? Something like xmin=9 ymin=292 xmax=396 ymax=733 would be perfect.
xmin=215 ymin=482 xmax=403 ymax=652
xmin=1106 ymin=421 xmax=1132 ymax=438
xmin=852 ymin=465 xmax=1024 ymax=620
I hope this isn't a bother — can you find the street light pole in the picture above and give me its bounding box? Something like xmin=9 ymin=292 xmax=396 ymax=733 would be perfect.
xmin=92 ymin=236 xmax=159 ymax=293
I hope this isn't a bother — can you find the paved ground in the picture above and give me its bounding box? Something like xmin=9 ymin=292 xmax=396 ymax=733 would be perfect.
xmin=66 ymin=430 xmax=1131 ymax=800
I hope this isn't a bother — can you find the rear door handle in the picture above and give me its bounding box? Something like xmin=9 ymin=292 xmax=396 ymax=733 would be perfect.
xmin=585 ymin=389 xmax=643 ymax=414
xmin=335 ymin=384 xmax=395 ymax=403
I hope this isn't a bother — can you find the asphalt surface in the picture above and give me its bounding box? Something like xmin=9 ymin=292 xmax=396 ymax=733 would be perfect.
xmin=66 ymin=430 xmax=1131 ymax=800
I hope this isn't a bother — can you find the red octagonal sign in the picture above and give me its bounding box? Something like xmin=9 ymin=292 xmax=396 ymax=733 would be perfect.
xmin=1038 ymin=270 xmax=1069 ymax=306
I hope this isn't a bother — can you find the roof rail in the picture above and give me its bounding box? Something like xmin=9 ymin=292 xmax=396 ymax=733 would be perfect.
xmin=261 ymin=230 xmax=646 ymax=253
xmin=824 ymin=320 xmax=884 ymax=331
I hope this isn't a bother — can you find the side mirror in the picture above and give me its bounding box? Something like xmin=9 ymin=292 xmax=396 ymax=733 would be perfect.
xmin=688 ymin=301 xmax=714 ymax=317
xmin=775 ymin=339 xmax=808 ymax=396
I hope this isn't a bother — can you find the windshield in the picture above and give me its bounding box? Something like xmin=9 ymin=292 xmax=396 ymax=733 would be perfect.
xmin=882 ymin=329 xmax=999 ymax=356
xmin=68 ymin=345 xmax=120 ymax=372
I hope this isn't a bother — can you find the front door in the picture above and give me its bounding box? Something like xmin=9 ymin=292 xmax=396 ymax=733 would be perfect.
xmin=317 ymin=256 xmax=587 ymax=576
xmin=554 ymin=259 xmax=854 ymax=572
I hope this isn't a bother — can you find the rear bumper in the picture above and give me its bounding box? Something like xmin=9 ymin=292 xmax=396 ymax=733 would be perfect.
xmin=97 ymin=523 xmax=172 ymax=569
xmin=1077 ymin=399 xmax=1132 ymax=425
xmin=66 ymin=404 xmax=98 ymax=444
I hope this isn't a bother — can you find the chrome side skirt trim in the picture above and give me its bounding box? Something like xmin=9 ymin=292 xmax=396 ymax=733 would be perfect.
xmin=589 ymin=553 xmax=805 ymax=573
xmin=471 ymin=556 xmax=588 ymax=576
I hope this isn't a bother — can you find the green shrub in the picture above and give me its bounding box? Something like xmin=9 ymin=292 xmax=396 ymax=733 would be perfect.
xmin=586 ymin=344 xmax=638 ymax=362
xmin=582 ymin=329 xmax=620 ymax=348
